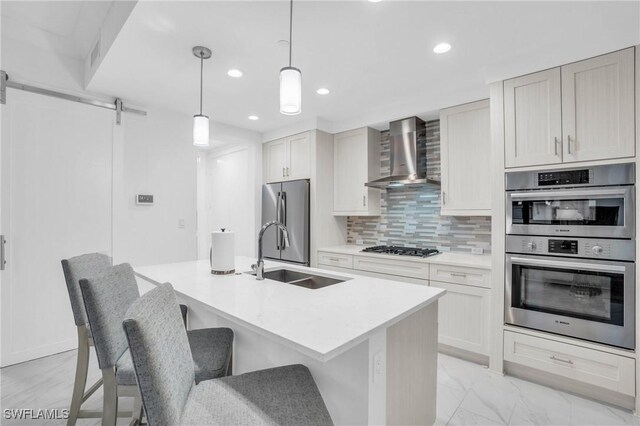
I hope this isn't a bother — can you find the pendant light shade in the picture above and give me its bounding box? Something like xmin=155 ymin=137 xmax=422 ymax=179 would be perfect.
xmin=280 ymin=0 xmax=301 ymax=115
xmin=280 ymin=67 xmax=302 ymax=115
xmin=193 ymin=114 xmax=210 ymax=147
xmin=192 ymin=46 xmax=212 ymax=147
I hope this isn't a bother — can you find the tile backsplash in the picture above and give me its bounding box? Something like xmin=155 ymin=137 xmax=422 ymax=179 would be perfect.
xmin=346 ymin=120 xmax=492 ymax=254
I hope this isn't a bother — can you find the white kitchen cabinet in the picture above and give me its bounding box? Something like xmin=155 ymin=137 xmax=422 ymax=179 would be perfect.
xmin=561 ymin=48 xmax=635 ymax=163
xmin=504 ymin=48 xmax=635 ymax=168
xmin=333 ymin=127 xmax=381 ymax=216
xmin=263 ymin=132 xmax=311 ymax=183
xmin=440 ymin=100 xmax=491 ymax=216
xmin=504 ymin=68 xmax=563 ymax=168
xmin=264 ymin=138 xmax=288 ymax=182
xmin=431 ymin=280 xmax=491 ymax=357
xmin=504 ymin=330 xmax=635 ymax=396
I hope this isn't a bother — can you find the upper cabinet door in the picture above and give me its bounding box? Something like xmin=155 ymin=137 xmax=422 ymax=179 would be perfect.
xmin=264 ymin=138 xmax=287 ymax=183
xmin=287 ymin=132 xmax=311 ymax=180
xmin=504 ymin=68 xmax=563 ymax=168
xmin=440 ymin=100 xmax=491 ymax=216
xmin=333 ymin=127 xmax=381 ymax=215
xmin=561 ymin=48 xmax=635 ymax=163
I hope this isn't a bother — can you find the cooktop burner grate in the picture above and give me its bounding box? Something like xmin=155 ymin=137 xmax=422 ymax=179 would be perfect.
xmin=361 ymin=245 xmax=440 ymax=258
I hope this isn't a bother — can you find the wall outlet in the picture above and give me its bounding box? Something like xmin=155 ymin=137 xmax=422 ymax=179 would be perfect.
xmin=471 ymin=247 xmax=484 ymax=255
xmin=178 ymin=218 xmax=185 ymax=228
xmin=356 ymin=239 xmax=364 ymax=246
xmin=372 ymin=351 xmax=384 ymax=383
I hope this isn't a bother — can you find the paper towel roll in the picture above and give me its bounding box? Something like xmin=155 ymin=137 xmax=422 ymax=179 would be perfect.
xmin=210 ymin=229 xmax=235 ymax=274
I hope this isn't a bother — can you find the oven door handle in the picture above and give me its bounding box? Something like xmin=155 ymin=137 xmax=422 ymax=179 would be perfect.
xmin=509 ymin=187 xmax=628 ymax=201
xmin=509 ymin=256 xmax=627 ymax=273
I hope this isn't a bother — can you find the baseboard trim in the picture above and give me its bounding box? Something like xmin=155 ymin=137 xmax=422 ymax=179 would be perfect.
xmin=438 ymin=344 xmax=490 ymax=366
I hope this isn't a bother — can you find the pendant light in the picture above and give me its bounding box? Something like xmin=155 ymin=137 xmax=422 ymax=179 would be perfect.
xmin=193 ymin=46 xmax=212 ymax=147
xmin=279 ymin=0 xmax=301 ymax=115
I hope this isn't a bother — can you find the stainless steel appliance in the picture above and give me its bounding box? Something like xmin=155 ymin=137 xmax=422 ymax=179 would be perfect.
xmin=365 ymin=117 xmax=440 ymax=189
xmin=505 ymin=236 xmax=635 ymax=349
xmin=505 ymin=163 xmax=636 ymax=349
xmin=261 ymin=179 xmax=309 ymax=265
xmin=361 ymin=245 xmax=440 ymax=258
xmin=506 ymin=163 xmax=635 ymax=238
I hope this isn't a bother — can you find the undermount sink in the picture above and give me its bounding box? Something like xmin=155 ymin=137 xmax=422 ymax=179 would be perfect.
xmin=246 ymin=268 xmax=347 ymax=289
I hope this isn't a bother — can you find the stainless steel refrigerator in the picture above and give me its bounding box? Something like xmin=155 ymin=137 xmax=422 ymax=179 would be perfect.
xmin=261 ymin=179 xmax=310 ymax=266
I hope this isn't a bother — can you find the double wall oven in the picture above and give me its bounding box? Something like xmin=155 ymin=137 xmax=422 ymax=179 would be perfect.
xmin=505 ymin=163 xmax=636 ymax=349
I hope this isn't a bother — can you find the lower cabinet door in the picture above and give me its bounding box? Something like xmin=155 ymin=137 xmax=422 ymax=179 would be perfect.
xmin=430 ymin=280 xmax=490 ymax=356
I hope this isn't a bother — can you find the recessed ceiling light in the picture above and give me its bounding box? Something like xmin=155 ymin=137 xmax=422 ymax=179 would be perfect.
xmin=227 ymin=69 xmax=243 ymax=78
xmin=316 ymin=88 xmax=330 ymax=95
xmin=248 ymin=115 xmax=259 ymax=120
xmin=433 ymin=43 xmax=452 ymax=54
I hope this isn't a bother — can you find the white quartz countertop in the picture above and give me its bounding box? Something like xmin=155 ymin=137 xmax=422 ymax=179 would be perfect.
xmin=318 ymin=245 xmax=492 ymax=270
xmin=134 ymin=256 xmax=445 ymax=362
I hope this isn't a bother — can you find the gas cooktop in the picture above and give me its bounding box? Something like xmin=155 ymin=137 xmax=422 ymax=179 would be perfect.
xmin=361 ymin=245 xmax=440 ymax=258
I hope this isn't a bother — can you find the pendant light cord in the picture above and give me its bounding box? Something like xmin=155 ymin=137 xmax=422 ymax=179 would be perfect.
xmin=289 ymin=0 xmax=293 ymax=67
xmin=199 ymin=53 xmax=204 ymax=115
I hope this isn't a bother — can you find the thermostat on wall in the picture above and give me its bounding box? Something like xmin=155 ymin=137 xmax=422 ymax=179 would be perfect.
xmin=136 ymin=194 xmax=154 ymax=205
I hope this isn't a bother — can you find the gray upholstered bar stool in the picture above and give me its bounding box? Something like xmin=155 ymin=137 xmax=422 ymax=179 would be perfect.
xmin=79 ymin=263 xmax=234 ymax=426
xmin=62 ymin=254 xmax=191 ymax=425
xmin=122 ymin=283 xmax=334 ymax=426
xmin=61 ymin=253 xmax=114 ymax=425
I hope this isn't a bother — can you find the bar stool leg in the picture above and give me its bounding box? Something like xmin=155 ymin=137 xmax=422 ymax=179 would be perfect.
xmin=67 ymin=326 xmax=90 ymax=426
xmin=101 ymin=369 xmax=118 ymax=426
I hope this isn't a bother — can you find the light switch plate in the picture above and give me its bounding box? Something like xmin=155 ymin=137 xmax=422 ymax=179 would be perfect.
xmin=136 ymin=194 xmax=154 ymax=205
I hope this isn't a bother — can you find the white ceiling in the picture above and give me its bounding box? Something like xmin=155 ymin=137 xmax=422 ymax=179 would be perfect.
xmin=9 ymin=1 xmax=640 ymax=135
xmin=1 ymin=1 xmax=114 ymax=59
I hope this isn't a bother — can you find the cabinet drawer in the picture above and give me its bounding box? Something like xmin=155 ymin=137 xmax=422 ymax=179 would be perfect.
xmin=317 ymin=252 xmax=353 ymax=269
xmin=353 ymin=256 xmax=429 ymax=279
xmin=504 ymin=331 xmax=635 ymax=396
xmin=429 ymin=264 xmax=491 ymax=288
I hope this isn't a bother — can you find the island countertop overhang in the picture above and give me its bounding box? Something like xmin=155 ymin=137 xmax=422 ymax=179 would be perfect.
xmin=134 ymin=256 xmax=445 ymax=362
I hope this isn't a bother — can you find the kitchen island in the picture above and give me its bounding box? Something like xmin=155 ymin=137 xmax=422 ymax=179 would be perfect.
xmin=135 ymin=256 xmax=445 ymax=425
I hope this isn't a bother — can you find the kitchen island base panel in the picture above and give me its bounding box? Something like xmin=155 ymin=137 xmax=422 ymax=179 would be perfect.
xmin=160 ymin=289 xmax=438 ymax=425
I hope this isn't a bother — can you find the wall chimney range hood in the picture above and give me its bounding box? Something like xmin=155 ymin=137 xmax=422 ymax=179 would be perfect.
xmin=365 ymin=116 xmax=441 ymax=189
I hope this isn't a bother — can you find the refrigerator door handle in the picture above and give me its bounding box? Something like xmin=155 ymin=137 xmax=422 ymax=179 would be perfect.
xmin=280 ymin=192 xmax=287 ymax=249
xmin=276 ymin=192 xmax=282 ymax=250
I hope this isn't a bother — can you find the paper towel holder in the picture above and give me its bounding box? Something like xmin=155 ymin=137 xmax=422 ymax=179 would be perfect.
xmin=210 ymin=228 xmax=236 ymax=275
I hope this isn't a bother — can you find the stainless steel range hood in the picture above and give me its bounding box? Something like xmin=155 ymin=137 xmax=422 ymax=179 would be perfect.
xmin=365 ymin=116 xmax=441 ymax=189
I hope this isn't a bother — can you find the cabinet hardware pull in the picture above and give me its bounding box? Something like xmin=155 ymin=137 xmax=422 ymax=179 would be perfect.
xmin=286 ymin=167 xmax=290 ymax=177
xmin=282 ymin=167 xmax=285 ymax=178
xmin=327 ymin=257 xmax=340 ymax=262
xmin=363 ymin=195 xmax=366 ymax=206
xmin=550 ymin=355 xmax=574 ymax=365
xmin=450 ymin=273 xmax=467 ymax=278
xmin=567 ymin=135 xmax=572 ymax=154
xmin=0 ymin=235 xmax=5 ymax=271
xmin=554 ymin=137 xmax=559 ymax=156
xmin=442 ymin=191 xmax=446 ymax=205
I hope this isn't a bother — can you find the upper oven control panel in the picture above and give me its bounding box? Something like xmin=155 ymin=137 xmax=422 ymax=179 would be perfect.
xmin=538 ymin=169 xmax=591 ymax=186
xmin=506 ymin=162 xmax=635 ymax=190
xmin=506 ymin=235 xmax=635 ymax=262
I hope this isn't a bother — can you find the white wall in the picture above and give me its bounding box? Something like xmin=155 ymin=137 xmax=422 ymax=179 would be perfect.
xmin=196 ymin=130 xmax=262 ymax=261
xmin=112 ymin=108 xmax=199 ymax=266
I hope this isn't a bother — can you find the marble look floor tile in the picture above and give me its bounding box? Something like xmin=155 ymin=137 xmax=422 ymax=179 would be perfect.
xmin=438 ymin=353 xmax=486 ymax=393
xmin=568 ymin=394 xmax=638 ymax=426
xmin=437 ymin=383 xmax=467 ymax=425
xmin=449 ymin=408 xmax=505 ymax=426
xmin=457 ymin=372 xmax=520 ymax=424
xmin=506 ymin=376 xmax=572 ymax=426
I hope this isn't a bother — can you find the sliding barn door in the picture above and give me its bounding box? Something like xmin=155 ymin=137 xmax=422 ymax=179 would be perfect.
xmin=0 ymin=90 xmax=113 ymax=366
